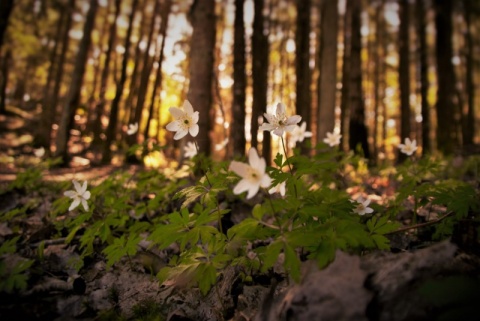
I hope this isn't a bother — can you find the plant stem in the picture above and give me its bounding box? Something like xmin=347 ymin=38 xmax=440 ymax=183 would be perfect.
xmin=385 ymin=211 xmax=453 ymax=235
xmin=280 ymin=136 xmax=298 ymax=198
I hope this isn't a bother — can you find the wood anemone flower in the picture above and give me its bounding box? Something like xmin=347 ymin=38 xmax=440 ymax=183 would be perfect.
xmin=353 ymin=197 xmax=374 ymax=216
xmin=259 ymin=102 xmax=302 ymax=136
xmin=166 ymin=100 xmax=200 ymax=140
xmin=64 ymin=180 xmax=91 ymax=211
xmin=127 ymin=122 xmax=138 ymax=135
xmin=229 ymin=147 xmax=272 ymax=199
xmin=323 ymin=131 xmax=342 ymax=147
xmin=398 ymin=138 xmax=418 ymax=156
xmin=184 ymin=141 xmax=197 ymax=159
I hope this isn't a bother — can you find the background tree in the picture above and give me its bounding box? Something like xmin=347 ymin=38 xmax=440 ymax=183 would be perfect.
xmin=295 ymin=0 xmax=311 ymax=153
xmin=398 ymin=0 xmax=411 ymax=162
xmin=347 ymin=0 xmax=370 ymax=158
xmin=231 ymin=0 xmax=247 ymax=157
xmin=90 ymin=0 xmax=121 ymax=154
xmin=55 ymin=0 xmax=99 ymax=163
xmin=0 ymin=0 xmax=14 ymax=52
xmin=251 ymin=0 xmax=270 ymax=161
xmin=102 ymin=0 xmax=139 ymax=164
xmin=462 ymin=0 xmax=475 ymax=147
xmin=317 ymin=0 xmax=339 ymax=146
xmin=434 ymin=0 xmax=456 ymax=154
xmin=186 ymin=0 xmax=216 ymax=155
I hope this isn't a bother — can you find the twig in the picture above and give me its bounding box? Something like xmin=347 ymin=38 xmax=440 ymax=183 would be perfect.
xmin=385 ymin=211 xmax=454 ymax=235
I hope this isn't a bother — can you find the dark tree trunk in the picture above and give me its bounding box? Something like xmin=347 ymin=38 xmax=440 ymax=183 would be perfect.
xmin=340 ymin=0 xmax=352 ymax=151
xmin=37 ymin=7 xmax=65 ymax=148
xmin=187 ymin=0 xmax=216 ymax=155
xmin=0 ymin=0 xmax=14 ymax=52
xmin=317 ymin=0 xmax=338 ymax=146
xmin=372 ymin=1 xmax=385 ymax=162
xmin=231 ymin=0 xmax=247 ymax=157
xmin=144 ymin=0 xmax=172 ymax=141
xmin=434 ymin=0 xmax=456 ymax=155
xmin=295 ymin=0 xmax=311 ymax=154
xmin=102 ymin=0 xmax=139 ymax=164
xmin=463 ymin=0 xmax=475 ymax=147
xmin=0 ymin=50 xmax=11 ymax=114
xmin=347 ymin=0 xmax=369 ymax=159
xmin=122 ymin=0 xmax=148 ymax=127
xmin=55 ymin=0 xmax=99 ymax=163
xmin=251 ymin=0 xmax=270 ymax=161
xmin=48 ymin=0 xmax=75 ymax=138
xmin=398 ymin=0 xmax=411 ymax=162
xmin=91 ymin=0 xmax=121 ymax=151
xmin=126 ymin=0 xmax=161 ymax=161
xmin=416 ymin=0 xmax=431 ymax=155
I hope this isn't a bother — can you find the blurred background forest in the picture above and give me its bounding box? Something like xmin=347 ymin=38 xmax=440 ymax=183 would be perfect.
xmin=0 ymin=0 xmax=479 ymax=168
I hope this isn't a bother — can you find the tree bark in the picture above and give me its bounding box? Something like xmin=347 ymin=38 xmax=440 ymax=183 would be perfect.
xmin=295 ymin=0 xmax=312 ymax=154
xmin=0 ymin=0 xmax=14 ymax=52
xmin=102 ymin=0 xmax=139 ymax=164
xmin=0 ymin=50 xmax=11 ymax=114
xmin=126 ymin=0 xmax=161 ymax=160
xmin=231 ymin=0 xmax=247 ymax=157
xmin=462 ymin=0 xmax=475 ymax=147
xmin=398 ymin=0 xmax=411 ymax=162
xmin=91 ymin=0 xmax=121 ymax=151
xmin=55 ymin=0 xmax=99 ymax=163
xmin=187 ymin=0 xmax=216 ymax=155
xmin=317 ymin=0 xmax=338 ymax=146
xmin=416 ymin=0 xmax=430 ymax=155
xmin=347 ymin=0 xmax=369 ymax=159
xmin=144 ymin=0 xmax=172 ymax=141
xmin=434 ymin=0 xmax=456 ymax=155
xmin=251 ymin=0 xmax=270 ymax=161
xmin=340 ymin=0 xmax=352 ymax=151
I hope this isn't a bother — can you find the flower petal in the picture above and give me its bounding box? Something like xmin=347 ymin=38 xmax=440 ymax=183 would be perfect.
xmin=365 ymin=207 xmax=374 ymax=214
xmin=83 ymin=191 xmax=91 ymax=200
xmin=259 ymin=123 xmax=275 ymax=131
xmin=229 ymin=161 xmax=249 ymax=178
xmin=173 ymin=129 xmax=188 ymax=140
xmin=191 ymin=111 xmax=199 ymax=124
xmin=264 ymin=113 xmax=276 ymax=124
xmin=272 ymin=128 xmax=284 ymax=136
xmin=183 ymin=100 xmax=194 ymax=114
xmin=81 ymin=199 xmax=89 ymax=211
xmin=246 ymin=184 xmax=260 ymax=199
xmin=248 ymin=148 xmax=260 ymax=169
xmin=69 ymin=198 xmax=80 ymax=211
xmin=260 ymin=174 xmax=272 ymax=188
xmin=189 ymin=124 xmax=199 ymax=137
xmin=169 ymin=107 xmax=184 ymax=119
xmin=286 ymin=115 xmax=302 ymax=126
xmin=79 ymin=181 xmax=87 ymax=194
xmin=276 ymin=103 xmax=286 ymax=116
xmin=73 ymin=180 xmax=82 ymax=192
xmin=64 ymin=191 xmax=76 ymax=198
xmin=233 ymin=179 xmax=251 ymax=195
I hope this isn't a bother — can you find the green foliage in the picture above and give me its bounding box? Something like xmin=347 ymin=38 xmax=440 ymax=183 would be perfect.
xmin=0 ymin=237 xmax=34 ymax=293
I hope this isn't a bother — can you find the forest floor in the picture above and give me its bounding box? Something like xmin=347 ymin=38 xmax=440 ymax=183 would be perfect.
xmin=1 ymin=106 xmax=480 ymax=321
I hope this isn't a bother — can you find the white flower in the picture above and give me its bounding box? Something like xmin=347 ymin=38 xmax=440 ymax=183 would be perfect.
xmin=34 ymin=147 xmax=45 ymax=157
xmin=184 ymin=141 xmax=197 ymax=159
xmin=323 ymin=131 xmax=342 ymax=147
xmin=259 ymin=102 xmax=302 ymax=136
xmin=166 ymin=100 xmax=199 ymax=140
xmin=127 ymin=122 xmax=138 ymax=135
xmin=353 ymin=197 xmax=374 ymax=216
xmin=398 ymin=138 xmax=418 ymax=156
xmin=229 ymin=147 xmax=272 ymax=199
xmin=269 ymin=181 xmax=286 ymax=197
xmin=289 ymin=122 xmax=312 ymax=148
xmin=214 ymin=138 xmax=229 ymax=151
xmin=64 ymin=180 xmax=91 ymax=211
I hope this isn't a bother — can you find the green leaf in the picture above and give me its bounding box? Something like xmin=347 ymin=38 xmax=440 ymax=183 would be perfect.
xmin=284 ymin=244 xmax=301 ymax=282
xmin=261 ymin=240 xmax=283 ymax=272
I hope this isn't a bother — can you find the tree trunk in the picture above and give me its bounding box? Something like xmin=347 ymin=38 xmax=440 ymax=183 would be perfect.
xmin=102 ymin=0 xmax=139 ymax=164
xmin=434 ymin=0 xmax=456 ymax=155
xmin=91 ymin=0 xmax=121 ymax=151
xmin=36 ymin=7 xmax=65 ymax=148
xmin=251 ymin=0 xmax=270 ymax=161
xmin=462 ymin=0 xmax=475 ymax=147
xmin=54 ymin=0 xmax=99 ymax=163
xmin=340 ymin=0 xmax=352 ymax=151
xmin=416 ymin=0 xmax=430 ymax=155
xmin=295 ymin=0 xmax=312 ymax=154
xmin=0 ymin=0 xmax=14 ymax=52
xmin=231 ymin=0 xmax=247 ymax=157
xmin=144 ymin=0 xmax=172 ymax=141
xmin=347 ymin=0 xmax=369 ymax=159
xmin=372 ymin=1 xmax=385 ymax=163
xmin=0 ymin=50 xmax=11 ymax=114
xmin=126 ymin=0 xmax=161 ymax=161
xmin=398 ymin=0 xmax=411 ymax=162
xmin=187 ymin=0 xmax=216 ymax=155
xmin=317 ymin=0 xmax=338 ymax=146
